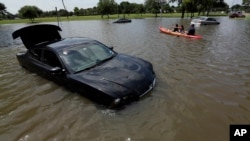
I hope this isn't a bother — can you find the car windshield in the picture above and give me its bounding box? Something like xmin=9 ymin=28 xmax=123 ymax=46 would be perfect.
xmin=60 ymin=41 xmax=116 ymax=73
xmin=192 ymin=19 xmax=199 ymax=22
xmin=199 ymin=17 xmax=206 ymax=20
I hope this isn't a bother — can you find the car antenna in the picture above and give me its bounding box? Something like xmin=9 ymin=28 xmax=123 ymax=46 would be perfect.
xmin=55 ymin=7 xmax=62 ymax=28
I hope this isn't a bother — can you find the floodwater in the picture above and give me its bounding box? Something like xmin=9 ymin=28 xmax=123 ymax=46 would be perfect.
xmin=0 ymin=17 xmax=250 ymax=141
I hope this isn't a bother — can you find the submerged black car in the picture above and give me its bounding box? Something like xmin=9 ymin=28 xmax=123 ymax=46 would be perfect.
xmin=113 ymin=18 xmax=132 ymax=23
xmin=12 ymin=24 xmax=156 ymax=108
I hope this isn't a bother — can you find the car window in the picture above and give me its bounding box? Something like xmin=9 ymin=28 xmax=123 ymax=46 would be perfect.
xmin=29 ymin=48 xmax=42 ymax=60
xmin=199 ymin=17 xmax=206 ymax=20
xmin=207 ymin=18 xmax=216 ymax=21
xmin=191 ymin=19 xmax=198 ymax=22
xmin=43 ymin=50 xmax=62 ymax=68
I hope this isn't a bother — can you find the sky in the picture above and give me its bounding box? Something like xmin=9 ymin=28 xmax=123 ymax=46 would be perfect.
xmin=0 ymin=0 xmax=242 ymax=14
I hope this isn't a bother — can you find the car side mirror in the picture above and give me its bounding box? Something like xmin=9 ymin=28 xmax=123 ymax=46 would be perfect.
xmin=109 ymin=46 xmax=114 ymax=50
xmin=50 ymin=66 xmax=63 ymax=73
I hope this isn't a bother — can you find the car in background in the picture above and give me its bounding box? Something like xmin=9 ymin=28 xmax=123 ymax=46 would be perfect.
xmin=12 ymin=24 xmax=156 ymax=108
xmin=191 ymin=16 xmax=220 ymax=25
xmin=113 ymin=18 xmax=132 ymax=23
xmin=229 ymin=11 xmax=246 ymax=18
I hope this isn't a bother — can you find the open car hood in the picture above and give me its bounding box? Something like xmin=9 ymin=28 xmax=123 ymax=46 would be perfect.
xmin=12 ymin=24 xmax=62 ymax=49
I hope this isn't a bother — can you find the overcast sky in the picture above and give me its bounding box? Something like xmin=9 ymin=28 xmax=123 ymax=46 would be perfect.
xmin=0 ymin=0 xmax=242 ymax=14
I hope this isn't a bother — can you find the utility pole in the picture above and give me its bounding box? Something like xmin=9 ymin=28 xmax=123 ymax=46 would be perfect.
xmin=61 ymin=0 xmax=69 ymax=19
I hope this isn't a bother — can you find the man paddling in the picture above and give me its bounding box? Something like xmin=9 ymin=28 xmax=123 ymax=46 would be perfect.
xmin=187 ymin=24 xmax=195 ymax=35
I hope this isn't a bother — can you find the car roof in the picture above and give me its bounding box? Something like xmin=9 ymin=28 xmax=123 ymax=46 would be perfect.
xmin=192 ymin=16 xmax=207 ymax=20
xmin=199 ymin=16 xmax=208 ymax=20
xmin=46 ymin=37 xmax=96 ymax=51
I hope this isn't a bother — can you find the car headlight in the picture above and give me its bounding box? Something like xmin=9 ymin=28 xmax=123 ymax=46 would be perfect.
xmin=123 ymin=96 xmax=128 ymax=100
xmin=113 ymin=98 xmax=121 ymax=105
xmin=152 ymin=78 xmax=156 ymax=88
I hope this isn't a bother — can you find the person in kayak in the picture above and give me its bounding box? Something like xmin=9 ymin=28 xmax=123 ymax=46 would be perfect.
xmin=172 ymin=24 xmax=179 ymax=32
xmin=187 ymin=24 xmax=195 ymax=35
xmin=179 ymin=25 xmax=185 ymax=33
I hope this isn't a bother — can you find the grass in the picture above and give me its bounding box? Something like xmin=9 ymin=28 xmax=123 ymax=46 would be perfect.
xmin=0 ymin=12 xmax=244 ymax=25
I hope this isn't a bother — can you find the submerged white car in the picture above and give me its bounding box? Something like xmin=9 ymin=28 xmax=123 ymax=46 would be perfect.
xmin=191 ymin=17 xmax=220 ymax=25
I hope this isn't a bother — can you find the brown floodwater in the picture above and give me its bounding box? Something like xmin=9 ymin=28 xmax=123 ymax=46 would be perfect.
xmin=0 ymin=17 xmax=250 ymax=141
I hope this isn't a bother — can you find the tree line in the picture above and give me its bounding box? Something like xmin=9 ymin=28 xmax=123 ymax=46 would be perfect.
xmin=0 ymin=0 xmax=249 ymax=22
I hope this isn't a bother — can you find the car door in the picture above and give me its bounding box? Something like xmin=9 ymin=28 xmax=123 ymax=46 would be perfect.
xmin=206 ymin=18 xmax=216 ymax=25
xmin=26 ymin=48 xmax=46 ymax=73
xmin=42 ymin=49 xmax=67 ymax=84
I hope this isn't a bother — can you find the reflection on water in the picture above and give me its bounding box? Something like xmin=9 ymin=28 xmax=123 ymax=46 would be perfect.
xmin=0 ymin=17 xmax=250 ymax=141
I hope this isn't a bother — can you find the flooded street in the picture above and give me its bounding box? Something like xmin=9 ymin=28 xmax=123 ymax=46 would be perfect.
xmin=0 ymin=17 xmax=250 ymax=141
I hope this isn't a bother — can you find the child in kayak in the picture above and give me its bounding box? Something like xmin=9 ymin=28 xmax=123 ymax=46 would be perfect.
xmin=172 ymin=24 xmax=179 ymax=32
xmin=179 ymin=25 xmax=185 ymax=33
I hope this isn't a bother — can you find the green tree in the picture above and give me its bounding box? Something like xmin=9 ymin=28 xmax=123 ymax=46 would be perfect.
xmin=213 ymin=0 xmax=229 ymax=12
xmin=120 ymin=1 xmax=130 ymax=18
xmin=231 ymin=4 xmax=243 ymax=11
xmin=178 ymin=0 xmax=186 ymax=18
xmin=243 ymin=0 xmax=250 ymax=5
xmin=97 ymin=0 xmax=117 ymax=18
xmin=163 ymin=3 xmax=174 ymax=13
xmin=74 ymin=7 xmax=80 ymax=16
xmin=80 ymin=8 xmax=87 ymax=15
xmin=168 ymin=0 xmax=186 ymax=18
xmin=138 ymin=4 xmax=145 ymax=15
xmin=169 ymin=0 xmax=228 ymax=17
xmin=61 ymin=0 xmax=68 ymax=18
xmin=185 ymin=0 xmax=197 ymax=18
xmin=134 ymin=4 xmax=145 ymax=16
xmin=58 ymin=9 xmax=68 ymax=16
xmin=0 ymin=2 xmax=7 ymax=18
xmin=18 ymin=6 xmax=43 ymax=23
xmin=144 ymin=0 xmax=161 ymax=17
xmin=242 ymin=0 xmax=250 ymax=12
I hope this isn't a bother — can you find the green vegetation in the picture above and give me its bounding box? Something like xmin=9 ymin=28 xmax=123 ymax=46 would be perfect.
xmin=0 ymin=0 xmax=249 ymax=25
xmin=18 ymin=6 xmax=43 ymax=23
xmin=0 ymin=12 xmax=230 ymax=25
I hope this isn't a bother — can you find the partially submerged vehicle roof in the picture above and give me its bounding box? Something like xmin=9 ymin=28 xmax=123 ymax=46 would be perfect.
xmin=198 ymin=16 xmax=208 ymax=20
xmin=47 ymin=37 xmax=98 ymax=51
xmin=12 ymin=24 xmax=62 ymax=49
